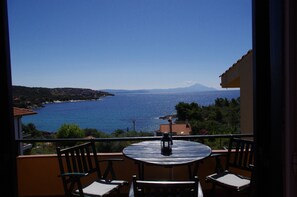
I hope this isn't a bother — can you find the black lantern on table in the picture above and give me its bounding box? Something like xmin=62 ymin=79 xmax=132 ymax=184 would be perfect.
xmin=161 ymin=132 xmax=173 ymax=156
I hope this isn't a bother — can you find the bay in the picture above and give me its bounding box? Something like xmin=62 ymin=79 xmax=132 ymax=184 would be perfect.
xmin=23 ymin=90 xmax=240 ymax=133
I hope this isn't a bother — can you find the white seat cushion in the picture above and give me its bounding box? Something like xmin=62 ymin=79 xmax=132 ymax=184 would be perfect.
xmin=75 ymin=179 xmax=125 ymax=196
xmin=206 ymin=171 xmax=250 ymax=191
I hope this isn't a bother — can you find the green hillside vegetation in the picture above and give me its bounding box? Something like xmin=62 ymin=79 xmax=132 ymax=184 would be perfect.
xmin=22 ymin=123 xmax=153 ymax=155
xmin=175 ymin=97 xmax=240 ymax=148
xmin=176 ymin=97 xmax=240 ymax=134
xmin=12 ymin=85 xmax=114 ymax=108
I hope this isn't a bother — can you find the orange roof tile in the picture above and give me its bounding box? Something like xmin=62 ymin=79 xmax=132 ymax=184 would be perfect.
xmin=159 ymin=124 xmax=191 ymax=135
xmin=13 ymin=107 xmax=37 ymax=117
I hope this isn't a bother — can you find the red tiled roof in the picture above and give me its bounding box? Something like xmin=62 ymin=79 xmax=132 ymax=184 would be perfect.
xmin=159 ymin=124 xmax=191 ymax=135
xmin=13 ymin=107 xmax=37 ymax=117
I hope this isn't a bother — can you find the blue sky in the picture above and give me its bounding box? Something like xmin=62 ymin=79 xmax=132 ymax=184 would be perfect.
xmin=8 ymin=0 xmax=251 ymax=90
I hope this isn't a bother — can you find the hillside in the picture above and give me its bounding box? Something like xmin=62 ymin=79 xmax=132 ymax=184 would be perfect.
xmin=12 ymin=86 xmax=114 ymax=108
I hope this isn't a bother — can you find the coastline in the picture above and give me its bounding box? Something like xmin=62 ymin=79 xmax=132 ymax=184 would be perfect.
xmin=13 ymin=85 xmax=114 ymax=109
xmin=22 ymin=90 xmax=240 ymax=133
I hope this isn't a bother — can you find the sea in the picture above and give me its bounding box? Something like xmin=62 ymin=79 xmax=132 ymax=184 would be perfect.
xmin=23 ymin=90 xmax=240 ymax=133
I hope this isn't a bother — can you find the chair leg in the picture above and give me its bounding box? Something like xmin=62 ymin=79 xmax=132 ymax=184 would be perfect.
xmin=210 ymin=184 xmax=216 ymax=197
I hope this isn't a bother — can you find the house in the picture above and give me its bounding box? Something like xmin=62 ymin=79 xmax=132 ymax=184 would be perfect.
xmin=158 ymin=123 xmax=192 ymax=136
xmin=13 ymin=107 xmax=37 ymax=154
xmin=220 ymin=50 xmax=253 ymax=134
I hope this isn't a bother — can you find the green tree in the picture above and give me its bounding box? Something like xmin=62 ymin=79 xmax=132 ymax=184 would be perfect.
xmin=56 ymin=124 xmax=84 ymax=147
xmin=175 ymin=97 xmax=241 ymax=149
xmin=175 ymin=102 xmax=202 ymax=121
xmin=112 ymin=129 xmax=125 ymax=137
xmin=22 ymin=123 xmax=43 ymax=138
xmin=83 ymin=128 xmax=110 ymax=138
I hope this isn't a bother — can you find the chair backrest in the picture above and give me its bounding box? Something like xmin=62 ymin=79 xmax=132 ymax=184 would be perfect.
xmin=56 ymin=140 xmax=102 ymax=195
xmin=132 ymin=175 xmax=199 ymax=197
xmin=226 ymin=138 xmax=255 ymax=171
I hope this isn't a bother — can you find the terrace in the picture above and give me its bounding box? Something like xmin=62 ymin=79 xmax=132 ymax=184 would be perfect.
xmin=17 ymin=134 xmax=253 ymax=197
xmin=2 ymin=0 xmax=297 ymax=196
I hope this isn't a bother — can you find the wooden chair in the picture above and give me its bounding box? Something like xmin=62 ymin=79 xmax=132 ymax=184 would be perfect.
xmin=56 ymin=140 xmax=128 ymax=197
xmin=129 ymin=175 xmax=204 ymax=197
xmin=205 ymin=137 xmax=254 ymax=196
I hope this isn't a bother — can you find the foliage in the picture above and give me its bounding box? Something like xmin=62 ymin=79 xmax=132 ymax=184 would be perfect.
xmin=21 ymin=123 xmax=155 ymax=154
xmin=56 ymin=124 xmax=85 ymax=138
xmin=28 ymin=142 xmax=57 ymax=155
xmin=56 ymin=124 xmax=85 ymax=146
xmin=22 ymin=123 xmax=43 ymax=138
xmin=176 ymin=97 xmax=240 ymax=134
xmin=22 ymin=123 xmax=54 ymax=151
xmin=12 ymin=85 xmax=114 ymax=108
xmin=84 ymin=128 xmax=109 ymax=138
xmin=175 ymin=97 xmax=240 ymax=149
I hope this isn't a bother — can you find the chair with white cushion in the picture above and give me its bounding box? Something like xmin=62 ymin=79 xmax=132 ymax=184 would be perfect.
xmin=129 ymin=175 xmax=204 ymax=197
xmin=205 ymin=137 xmax=254 ymax=196
xmin=56 ymin=140 xmax=128 ymax=197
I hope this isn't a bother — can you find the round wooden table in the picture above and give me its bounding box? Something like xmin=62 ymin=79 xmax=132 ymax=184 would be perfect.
xmin=122 ymin=140 xmax=212 ymax=179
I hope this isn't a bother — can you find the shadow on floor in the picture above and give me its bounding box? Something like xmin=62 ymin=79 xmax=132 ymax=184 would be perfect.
xmin=202 ymin=189 xmax=250 ymax=197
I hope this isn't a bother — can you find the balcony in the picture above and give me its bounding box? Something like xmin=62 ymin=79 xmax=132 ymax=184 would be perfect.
xmin=17 ymin=134 xmax=253 ymax=197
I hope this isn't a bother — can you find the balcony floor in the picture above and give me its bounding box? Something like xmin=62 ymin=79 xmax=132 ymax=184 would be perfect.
xmin=108 ymin=188 xmax=250 ymax=197
xmin=44 ymin=189 xmax=250 ymax=197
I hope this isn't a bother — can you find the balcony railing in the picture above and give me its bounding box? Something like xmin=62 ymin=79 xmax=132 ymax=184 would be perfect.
xmin=16 ymin=133 xmax=253 ymax=197
xmin=18 ymin=133 xmax=253 ymax=143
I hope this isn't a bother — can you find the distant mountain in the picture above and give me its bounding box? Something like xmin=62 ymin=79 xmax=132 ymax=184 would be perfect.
xmin=103 ymin=83 xmax=217 ymax=94
xmin=150 ymin=83 xmax=217 ymax=93
xmin=101 ymin=89 xmax=150 ymax=94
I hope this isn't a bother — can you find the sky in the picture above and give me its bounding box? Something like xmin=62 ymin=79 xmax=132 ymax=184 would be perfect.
xmin=7 ymin=0 xmax=252 ymax=90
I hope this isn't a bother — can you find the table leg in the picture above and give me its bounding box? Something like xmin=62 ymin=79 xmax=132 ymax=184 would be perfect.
xmin=136 ymin=162 xmax=144 ymax=180
xmin=193 ymin=162 xmax=200 ymax=177
xmin=188 ymin=164 xmax=192 ymax=178
xmin=170 ymin=167 xmax=174 ymax=180
xmin=188 ymin=162 xmax=200 ymax=179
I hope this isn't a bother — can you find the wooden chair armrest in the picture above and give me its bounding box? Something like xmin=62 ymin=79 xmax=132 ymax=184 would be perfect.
xmin=99 ymin=158 xmax=124 ymax=162
xmin=210 ymin=153 xmax=227 ymax=173
xmin=210 ymin=153 xmax=227 ymax=158
xmin=59 ymin=172 xmax=88 ymax=178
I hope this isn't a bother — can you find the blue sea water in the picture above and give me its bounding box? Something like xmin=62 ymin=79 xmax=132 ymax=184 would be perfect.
xmin=23 ymin=90 xmax=240 ymax=133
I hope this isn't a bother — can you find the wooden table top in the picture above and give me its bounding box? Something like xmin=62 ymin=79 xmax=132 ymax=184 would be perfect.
xmin=122 ymin=140 xmax=212 ymax=166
